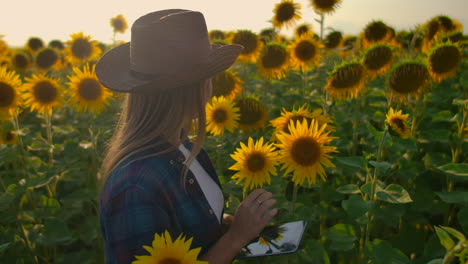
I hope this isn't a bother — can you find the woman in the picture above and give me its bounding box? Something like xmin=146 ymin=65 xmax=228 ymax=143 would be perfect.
xmin=96 ymin=9 xmax=278 ymax=264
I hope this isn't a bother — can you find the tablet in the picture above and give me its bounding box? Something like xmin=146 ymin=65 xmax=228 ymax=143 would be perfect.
xmin=235 ymin=220 xmax=307 ymax=259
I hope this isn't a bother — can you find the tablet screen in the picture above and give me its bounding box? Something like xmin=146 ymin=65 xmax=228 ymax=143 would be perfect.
xmin=235 ymin=220 xmax=307 ymax=259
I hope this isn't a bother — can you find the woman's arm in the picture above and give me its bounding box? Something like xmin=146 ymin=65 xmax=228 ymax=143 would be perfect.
xmin=199 ymin=189 xmax=278 ymax=264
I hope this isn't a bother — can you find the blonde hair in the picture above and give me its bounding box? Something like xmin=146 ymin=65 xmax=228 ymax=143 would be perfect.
xmin=100 ymin=79 xmax=210 ymax=187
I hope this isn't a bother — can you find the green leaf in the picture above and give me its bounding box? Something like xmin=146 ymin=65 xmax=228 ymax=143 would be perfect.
xmin=336 ymin=184 xmax=361 ymax=194
xmin=298 ymin=239 xmax=330 ymax=264
xmin=437 ymin=163 xmax=468 ymax=182
xmin=436 ymin=191 xmax=468 ymax=204
xmin=365 ymin=239 xmax=410 ymax=264
xmin=342 ymin=195 xmax=373 ymax=219
xmin=431 ymin=110 xmax=454 ymax=122
xmin=376 ymin=184 xmax=413 ymax=204
xmin=322 ymin=224 xmax=357 ymax=251
xmin=0 ymin=242 xmax=11 ymax=255
xmin=427 ymin=259 xmax=443 ymax=264
xmin=440 ymin=226 xmax=466 ymax=242
xmin=434 ymin=226 xmax=455 ymax=250
xmin=458 ymin=208 xmax=468 ymax=234
xmin=361 ymin=181 xmax=386 ymax=197
xmin=35 ymin=219 xmax=73 ymax=246
xmin=335 ymin=156 xmax=367 ymax=169
xmin=369 ymin=161 xmax=392 ymax=173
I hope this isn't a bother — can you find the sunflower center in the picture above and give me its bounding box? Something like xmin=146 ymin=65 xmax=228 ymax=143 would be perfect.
xmin=78 ymin=78 xmax=102 ymax=101
xmin=233 ymin=32 xmax=258 ymax=55
xmin=365 ymin=22 xmax=388 ymax=42
xmin=296 ymin=25 xmax=310 ymax=37
xmin=72 ymin=38 xmax=93 ymax=59
xmin=237 ymin=99 xmax=265 ymax=125
xmin=295 ymin=41 xmax=316 ymax=61
xmin=325 ymin=31 xmax=342 ymax=49
xmin=430 ymin=46 xmax=461 ymax=74
xmin=246 ymin=152 xmax=266 ymax=172
xmin=389 ymin=63 xmax=429 ymax=94
xmin=331 ymin=63 xmax=364 ymax=89
xmin=34 ymin=81 xmax=58 ymax=103
xmin=364 ymin=46 xmax=392 ymax=70
xmin=290 ymin=137 xmax=321 ymax=166
xmin=49 ymin=40 xmax=65 ymax=50
xmin=112 ymin=19 xmax=125 ymax=31
xmin=14 ymin=54 xmax=29 ymax=69
xmin=438 ymin=16 xmax=455 ymax=31
xmin=28 ymin=38 xmax=44 ymax=51
xmin=261 ymin=46 xmax=287 ymax=69
xmin=213 ymin=72 xmax=235 ymax=97
xmin=390 ymin=118 xmax=406 ymax=131
xmin=276 ymin=3 xmax=295 ymax=22
xmin=213 ymin=108 xmax=228 ymax=123
xmin=36 ymin=49 xmax=58 ymax=69
xmin=426 ymin=20 xmax=440 ymax=40
xmin=0 ymin=82 xmax=15 ymax=107
xmin=313 ymin=0 xmax=337 ymax=9
xmin=158 ymin=258 xmax=182 ymax=264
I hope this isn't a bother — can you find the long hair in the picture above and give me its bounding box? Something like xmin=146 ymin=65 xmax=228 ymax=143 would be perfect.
xmin=100 ymin=79 xmax=210 ymax=187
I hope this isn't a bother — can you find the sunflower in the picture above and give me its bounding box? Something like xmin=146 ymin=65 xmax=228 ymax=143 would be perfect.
xmin=295 ymin=24 xmax=312 ymax=38
xmin=66 ymin=63 xmax=111 ymax=113
xmin=289 ymin=35 xmax=322 ymax=72
xmin=205 ymin=96 xmax=240 ymax=136
xmin=324 ymin=31 xmax=343 ymax=49
xmin=0 ymin=39 xmax=10 ymax=57
xmin=387 ymin=61 xmax=430 ymax=99
xmin=361 ymin=21 xmax=393 ymax=48
xmin=386 ymin=107 xmax=410 ymax=139
xmin=258 ymin=224 xmax=286 ymax=246
xmin=325 ymin=61 xmax=366 ymax=99
xmin=26 ymin=37 xmax=44 ymax=54
xmin=271 ymin=104 xmax=334 ymax=138
xmin=231 ymin=30 xmax=263 ymax=63
xmin=48 ymin=40 xmax=65 ymax=50
xmin=132 ymin=230 xmax=207 ymax=264
xmin=441 ymin=31 xmax=464 ymax=44
xmin=0 ymin=129 xmax=18 ymax=145
xmin=235 ymin=97 xmax=269 ymax=132
xmin=259 ymin=28 xmax=278 ymax=44
xmin=34 ymin=47 xmax=61 ymax=71
xmin=309 ymin=0 xmax=342 ymax=14
xmin=0 ymin=66 xmax=23 ymax=119
xmin=272 ymin=0 xmax=302 ymax=29
xmin=427 ymin=42 xmax=462 ymax=82
xmin=22 ymin=74 xmax=62 ymax=114
xmin=10 ymin=50 xmax=31 ymax=72
xmin=229 ymin=137 xmax=279 ymax=191
xmin=212 ymin=70 xmax=243 ymax=99
xmin=276 ymin=119 xmax=337 ymax=186
xmin=110 ymin=14 xmax=128 ymax=34
xmin=209 ymin=30 xmax=226 ymax=41
xmin=421 ymin=16 xmax=463 ymax=52
xmin=65 ymin=32 xmax=101 ymax=64
xmin=257 ymin=43 xmax=290 ymax=79
xmin=342 ymin=35 xmax=358 ymax=52
xmin=362 ymin=44 xmax=395 ymax=78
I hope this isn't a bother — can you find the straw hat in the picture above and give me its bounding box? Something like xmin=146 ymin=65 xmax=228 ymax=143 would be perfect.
xmin=95 ymin=9 xmax=243 ymax=95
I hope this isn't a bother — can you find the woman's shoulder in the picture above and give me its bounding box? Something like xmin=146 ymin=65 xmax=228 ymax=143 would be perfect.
xmin=101 ymin=152 xmax=175 ymax=201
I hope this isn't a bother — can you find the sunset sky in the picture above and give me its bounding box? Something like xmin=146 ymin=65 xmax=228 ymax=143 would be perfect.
xmin=1 ymin=0 xmax=466 ymax=46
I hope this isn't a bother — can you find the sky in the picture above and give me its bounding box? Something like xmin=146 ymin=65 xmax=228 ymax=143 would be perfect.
xmin=1 ymin=0 xmax=467 ymax=47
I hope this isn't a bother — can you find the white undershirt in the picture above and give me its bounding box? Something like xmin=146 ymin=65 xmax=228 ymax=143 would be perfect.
xmin=178 ymin=144 xmax=224 ymax=223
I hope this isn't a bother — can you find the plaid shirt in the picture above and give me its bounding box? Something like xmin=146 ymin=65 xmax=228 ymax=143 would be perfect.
xmin=99 ymin=140 xmax=224 ymax=264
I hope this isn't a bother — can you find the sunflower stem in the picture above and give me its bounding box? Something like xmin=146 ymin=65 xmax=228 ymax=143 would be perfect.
xmin=290 ymin=183 xmax=299 ymax=215
xmin=319 ymin=13 xmax=325 ymax=41
xmin=13 ymin=111 xmax=28 ymax=176
xmin=44 ymin=112 xmax=54 ymax=165
xmin=409 ymin=95 xmax=423 ymax=138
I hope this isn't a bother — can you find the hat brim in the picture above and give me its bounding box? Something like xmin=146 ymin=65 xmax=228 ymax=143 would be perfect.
xmin=95 ymin=42 xmax=243 ymax=94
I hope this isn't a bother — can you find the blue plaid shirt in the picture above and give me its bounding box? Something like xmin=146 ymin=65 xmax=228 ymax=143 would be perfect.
xmin=99 ymin=140 xmax=224 ymax=264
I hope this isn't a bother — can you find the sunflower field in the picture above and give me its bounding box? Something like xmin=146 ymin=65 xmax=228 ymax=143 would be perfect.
xmin=1 ymin=1 xmax=467 ymax=263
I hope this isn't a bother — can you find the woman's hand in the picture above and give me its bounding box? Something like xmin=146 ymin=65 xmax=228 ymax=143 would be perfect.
xmin=225 ymin=189 xmax=278 ymax=248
